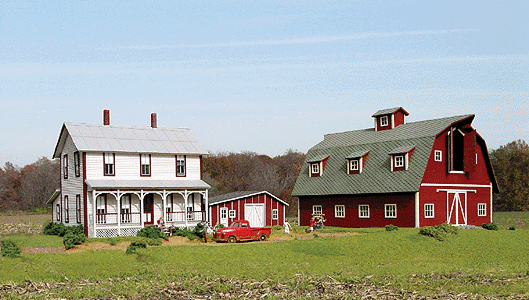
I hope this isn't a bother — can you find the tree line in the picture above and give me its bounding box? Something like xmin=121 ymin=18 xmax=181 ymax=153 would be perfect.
xmin=0 ymin=141 xmax=528 ymax=213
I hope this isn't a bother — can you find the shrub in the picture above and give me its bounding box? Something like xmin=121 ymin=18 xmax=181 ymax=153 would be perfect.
xmin=137 ymin=226 xmax=168 ymax=240
xmin=1 ymin=239 xmax=21 ymax=258
xmin=482 ymin=223 xmax=499 ymax=231
xmin=43 ymin=222 xmax=67 ymax=237
xmin=214 ymin=223 xmax=225 ymax=231
xmin=271 ymin=225 xmax=283 ymax=231
xmin=508 ymin=226 xmax=516 ymax=230
xmin=385 ymin=224 xmax=398 ymax=231
xmin=172 ymin=227 xmax=199 ymax=240
xmin=435 ymin=222 xmax=458 ymax=235
xmin=419 ymin=226 xmax=447 ymax=241
xmin=145 ymin=238 xmax=163 ymax=246
xmin=126 ymin=240 xmax=147 ymax=255
xmin=63 ymin=232 xmax=86 ymax=250
xmin=193 ymin=223 xmax=205 ymax=239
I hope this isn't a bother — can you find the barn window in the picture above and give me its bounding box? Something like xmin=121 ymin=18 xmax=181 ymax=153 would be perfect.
xmin=380 ymin=116 xmax=389 ymax=127
xmin=272 ymin=209 xmax=278 ymax=220
xmin=312 ymin=205 xmax=322 ymax=216
xmin=140 ymin=154 xmax=151 ymax=176
xmin=103 ymin=153 xmax=115 ymax=176
xmin=358 ymin=205 xmax=370 ymax=218
xmin=311 ymin=163 xmax=320 ymax=176
xmin=229 ymin=210 xmax=236 ymax=219
xmin=350 ymin=159 xmax=359 ymax=171
xmin=384 ymin=204 xmax=397 ymax=218
xmin=74 ymin=151 xmax=80 ymax=177
xmin=434 ymin=150 xmax=442 ymax=162
xmin=63 ymin=154 xmax=68 ymax=179
xmin=478 ymin=203 xmax=487 ymax=216
xmin=64 ymin=195 xmax=69 ymax=223
xmin=394 ymin=155 xmax=404 ymax=168
xmin=424 ymin=204 xmax=434 ymax=218
xmin=176 ymin=155 xmax=186 ymax=177
xmin=335 ymin=205 xmax=345 ymax=218
xmin=76 ymin=194 xmax=82 ymax=223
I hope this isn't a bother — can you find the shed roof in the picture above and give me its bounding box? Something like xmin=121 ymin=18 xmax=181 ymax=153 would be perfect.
xmin=53 ymin=122 xmax=209 ymax=158
xmin=371 ymin=107 xmax=409 ymax=117
xmin=292 ymin=114 xmax=474 ymax=197
xmin=209 ymin=191 xmax=289 ymax=206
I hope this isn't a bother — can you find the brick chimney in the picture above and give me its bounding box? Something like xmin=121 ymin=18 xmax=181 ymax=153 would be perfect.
xmin=151 ymin=113 xmax=157 ymax=128
xmin=103 ymin=109 xmax=110 ymax=126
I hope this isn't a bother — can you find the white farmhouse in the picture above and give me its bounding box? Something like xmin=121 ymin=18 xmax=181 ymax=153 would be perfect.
xmin=49 ymin=110 xmax=210 ymax=238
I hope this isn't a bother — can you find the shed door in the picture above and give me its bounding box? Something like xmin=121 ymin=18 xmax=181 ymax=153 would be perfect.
xmin=245 ymin=203 xmax=265 ymax=228
xmin=219 ymin=207 xmax=228 ymax=227
xmin=447 ymin=192 xmax=467 ymax=225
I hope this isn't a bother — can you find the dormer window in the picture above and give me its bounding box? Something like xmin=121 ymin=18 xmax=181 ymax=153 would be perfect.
xmin=307 ymin=155 xmax=329 ymax=177
xmin=346 ymin=151 xmax=368 ymax=174
xmin=389 ymin=146 xmax=414 ymax=171
xmin=380 ymin=116 xmax=389 ymax=127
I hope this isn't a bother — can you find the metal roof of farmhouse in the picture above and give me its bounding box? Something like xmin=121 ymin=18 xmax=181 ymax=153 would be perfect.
xmin=291 ymin=114 xmax=474 ymax=197
xmin=53 ymin=123 xmax=209 ymax=158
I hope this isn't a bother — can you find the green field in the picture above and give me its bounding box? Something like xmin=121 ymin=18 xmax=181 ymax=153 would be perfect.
xmin=1 ymin=213 xmax=529 ymax=299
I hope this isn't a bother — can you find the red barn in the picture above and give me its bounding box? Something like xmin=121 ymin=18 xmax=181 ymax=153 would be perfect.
xmin=209 ymin=191 xmax=288 ymax=227
xmin=292 ymin=107 xmax=498 ymax=228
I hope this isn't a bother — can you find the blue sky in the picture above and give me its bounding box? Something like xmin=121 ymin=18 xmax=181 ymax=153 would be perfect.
xmin=1 ymin=0 xmax=527 ymax=167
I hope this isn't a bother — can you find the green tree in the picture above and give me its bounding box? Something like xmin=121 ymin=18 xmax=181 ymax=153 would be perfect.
xmin=490 ymin=140 xmax=529 ymax=211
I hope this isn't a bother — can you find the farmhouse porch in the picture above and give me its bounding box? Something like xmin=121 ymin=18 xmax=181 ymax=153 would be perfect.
xmin=88 ymin=186 xmax=208 ymax=238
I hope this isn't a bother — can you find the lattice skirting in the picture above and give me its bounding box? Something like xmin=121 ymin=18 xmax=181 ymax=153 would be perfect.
xmin=95 ymin=227 xmax=142 ymax=238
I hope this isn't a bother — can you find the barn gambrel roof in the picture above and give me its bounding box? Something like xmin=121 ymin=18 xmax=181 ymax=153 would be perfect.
xmin=53 ymin=122 xmax=209 ymax=158
xmin=292 ymin=114 xmax=477 ymax=197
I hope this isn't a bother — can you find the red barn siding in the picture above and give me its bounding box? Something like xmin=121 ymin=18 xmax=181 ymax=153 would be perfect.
xmin=210 ymin=193 xmax=287 ymax=227
xmin=299 ymin=193 xmax=416 ymax=228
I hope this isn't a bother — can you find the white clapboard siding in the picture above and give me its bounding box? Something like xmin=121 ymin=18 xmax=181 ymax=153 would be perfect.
xmin=61 ymin=134 xmax=84 ymax=226
xmin=85 ymin=152 xmax=202 ymax=180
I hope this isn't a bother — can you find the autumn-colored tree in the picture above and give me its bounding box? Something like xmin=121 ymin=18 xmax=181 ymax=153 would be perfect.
xmin=490 ymin=140 xmax=529 ymax=211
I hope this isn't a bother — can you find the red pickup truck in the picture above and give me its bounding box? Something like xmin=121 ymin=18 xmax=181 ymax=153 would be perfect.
xmin=213 ymin=220 xmax=271 ymax=243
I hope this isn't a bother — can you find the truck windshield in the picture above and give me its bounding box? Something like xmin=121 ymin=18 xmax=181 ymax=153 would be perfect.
xmin=230 ymin=222 xmax=239 ymax=227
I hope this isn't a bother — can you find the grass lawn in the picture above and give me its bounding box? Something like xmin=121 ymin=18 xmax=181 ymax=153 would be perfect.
xmin=2 ymin=227 xmax=529 ymax=299
xmin=493 ymin=211 xmax=529 ymax=229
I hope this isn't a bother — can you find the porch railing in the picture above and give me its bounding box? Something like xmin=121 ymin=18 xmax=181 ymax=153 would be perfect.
xmin=166 ymin=211 xmax=206 ymax=223
xmin=96 ymin=212 xmax=141 ymax=225
xmin=96 ymin=211 xmax=206 ymax=225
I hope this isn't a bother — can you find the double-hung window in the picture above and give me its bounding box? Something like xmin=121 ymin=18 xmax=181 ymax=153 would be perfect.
xmin=394 ymin=155 xmax=404 ymax=168
xmin=64 ymin=195 xmax=69 ymax=223
xmin=380 ymin=116 xmax=389 ymax=127
xmin=121 ymin=194 xmax=132 ymax=223
xmin=176 ymin=155 xmax=186 ymax=177
xmin=434 ymin=150 xmax=443 ymax=162
xmin=358 ymin=205 xmax=370 ymax=218
xmin=63 ymin=154 xmax=68 ymax=179
xmin=229 ymin=210 xmax=236 ymax=219
xmin=74 ymin=152 xmax=80 ymax=177
xmin=385 ymin=204 xmax=397 ymax=218
xmin=478 ymin=203 xmax=487 ymax=216
xmin=56 ymin=203 xmax=61 ymax=221
xmin=311 ymin=163 xmax=320 ymax=176
xmin=350 ymin=160 xmax=359 ymax=171
xmin=272 ymin=209 xmax=278 ymax=220
xmin=140 ymin=154 xmax=151 ymax=176
xmin=424 ymin=204 xmax=434 ymax=218
xmin=312 ymin=205 xmax=322 ymax=216
xmin=96 ymin=195 xmax=107 ymax=224
xmin=335 ymin=205 xmax=345 ymax=218
xmin=76 ymin=194 xmax=82 ymax=223
xmin=104 ymin=153 xmax=115 ymax=176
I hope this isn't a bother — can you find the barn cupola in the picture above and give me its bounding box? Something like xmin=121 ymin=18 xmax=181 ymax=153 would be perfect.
xmin=372 ymin=107 xmax=409 ymax=131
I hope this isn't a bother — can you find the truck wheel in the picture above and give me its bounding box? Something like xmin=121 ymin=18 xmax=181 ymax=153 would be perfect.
xmin=228 ymin=236 xmax=237 ymax=243
xmin=259 ymin=234 xmax=267 ymax=241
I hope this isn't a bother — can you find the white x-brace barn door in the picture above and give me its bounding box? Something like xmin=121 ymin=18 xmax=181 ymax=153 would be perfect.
xmin=244 ymin=203 xmax=265 ymax=228
xmin=438 ymin=189 xmax=476 ymax=226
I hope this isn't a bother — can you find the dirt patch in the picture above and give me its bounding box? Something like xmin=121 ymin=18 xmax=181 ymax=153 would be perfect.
xmin=22 ymin=247 xmax=65 ymax=254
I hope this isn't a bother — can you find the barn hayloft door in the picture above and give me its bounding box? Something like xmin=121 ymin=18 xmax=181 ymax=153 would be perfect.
xmin=437 ymin=189 xmax=476 ymax=226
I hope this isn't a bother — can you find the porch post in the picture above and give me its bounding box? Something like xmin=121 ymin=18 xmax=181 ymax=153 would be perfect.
xmin=140 ymin=190 xmax=144 ymax=228
xmin=205 ymin=189 xmax=209 ymax=223
xmin=117 ymin=190 xmax=121 ymax=236
xmin=92 ymin=190 xmax=97 ymax=238
xmin=162 ymin=190 xmax=167 ymax=223
xmin=184 ymin=190 xmax=189 ymax=228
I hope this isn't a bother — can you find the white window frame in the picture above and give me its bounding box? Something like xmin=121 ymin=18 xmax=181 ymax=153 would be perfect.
xmin=272 ymin=209 xmax=278 ymax=220
xmin=311 ymin=162 xmax=320 ymax=176
xmin=228 ymin=209 xmax=236 ymax=219
xmin=56 ymin=203 xmax=61 ymax=221
xmin=104 ymin=153 xmax=115 ymax=176
xmin=380 ymin=116 xmax=389 ymax=127
xmin=350 ymin=159 xmax=359 ymax=171
xmin=358 ymin=205 xmax=370 ymax=218
xmin=424 ymin=203 xmax=434 ymax=218
xmin=478 ymin=203 xmax=487 ymax=216
xmin=176 ymin=155 xmax=186 ymax=177
xmin=335 ymin=205 xmax=345 ymax=218
xmin=394 ymin=155 xmax=404 ymax=168
xmin=312 ymin=205 xmax=322 ymax=215
xmin=64 ymin=195 xmax=69 ymax=223
xmin=76 ymin=194 xmax=82 ymax=223
xmin=63 ymin=154 xmax=68 ymax=179
xmin=74 ymin=151 xmax=80 ymax=177
xmin=434 ymin=150 xmax=443 ymax=162
xmin=140 ymin=154 xmax=151 ymax=176
xmin=385 ymin=204 xmax=397 ymax=219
